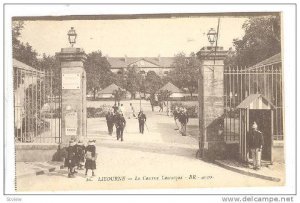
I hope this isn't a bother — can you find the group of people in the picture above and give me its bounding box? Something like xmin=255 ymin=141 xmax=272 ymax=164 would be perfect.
xmin=65 ymin=139 xmax=97 ymax=178
xmin=105 ymin=103 xmax=147 ymax=141
xmin=173 ymin=106 xmax=189 ymax=136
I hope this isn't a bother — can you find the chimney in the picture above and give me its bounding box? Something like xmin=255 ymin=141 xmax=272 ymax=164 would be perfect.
xmin=157 ymin=54 xmax=161 ymax=63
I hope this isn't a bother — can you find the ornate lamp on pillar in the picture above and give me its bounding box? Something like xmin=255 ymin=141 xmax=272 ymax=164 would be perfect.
xmin=56 ymin=27 xmax=87 ymax=145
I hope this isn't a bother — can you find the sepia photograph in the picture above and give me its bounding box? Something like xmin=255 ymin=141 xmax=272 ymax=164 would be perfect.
xmin=5 ymin=4 xmax=291 ymax=194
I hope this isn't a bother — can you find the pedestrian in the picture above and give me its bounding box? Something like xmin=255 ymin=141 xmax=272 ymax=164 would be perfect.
xmin=247 ymin=122 xmax=264 ymax=170
xmin=178 ymin=108 xmax=189 ymax=136
xmin=138 ymin=110 xmax=147 ymax=134
xmin=75 ymin=140 xmax=85 ymax=170
xmin=112 ymin=104 xmax=118 ymax=114
xmin=120 ymin=103 xmax=125 ymax=114
xmin=129 ymin=103 xmax=136 ymax=118
xmin=66 ymin=140 xmax=77 ymax=178
xmin=158 ymin=101 xmax=164 ymax=112
xmin=105 ymin=109 xmax=114 ymax=135
xmin=85 ymin=140 xmax=97 ymax=176
xmin=173 ymin=106 xmax=180 ymax=130
xmin=115 ymin=112 xmax=126 ymax=141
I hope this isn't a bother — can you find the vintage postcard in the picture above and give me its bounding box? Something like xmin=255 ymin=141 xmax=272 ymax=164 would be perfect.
xmin=4 ymin=4 xmax=295 ymax=195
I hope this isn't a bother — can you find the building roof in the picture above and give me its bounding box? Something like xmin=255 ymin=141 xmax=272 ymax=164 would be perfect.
xmin=98 ymin=83 xmax=125 ymax=94
xmin=13 ymin=58 xmax=42 ymax=73
xmin=248 ymin=53 xmax=281 ymax=70
xmin=237 ymin=94 xmax=275 ymax=109
xmin=107 ymin=57 xmax=175 ymax=68
xmin=158 ymin=82 xmax=184 ymax=94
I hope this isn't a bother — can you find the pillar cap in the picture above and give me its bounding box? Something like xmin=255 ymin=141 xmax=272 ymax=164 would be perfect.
xmin=56 ymin=47 xmax=87 ymax=62
xmin=197 ymin=46 xmax=228 ymax=60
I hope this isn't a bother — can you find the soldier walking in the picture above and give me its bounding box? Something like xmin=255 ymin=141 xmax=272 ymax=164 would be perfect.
xmin=105 ymin=110 xmax=114 ymax=135
xmin=115 ymin=112 xmax=126 ymax=142
xmin=138 ymin=110 xmax=147 ymax=134
xmin=173 ymin=106 xmax=180 ymax=130
xmin=178 ymin=108 xmax=189 ymax=136
xmin=247 ymin=122 xmax=264 ymax=170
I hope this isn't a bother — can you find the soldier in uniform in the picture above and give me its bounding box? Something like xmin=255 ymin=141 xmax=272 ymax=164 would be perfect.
xmin=178 ymin=108 xmax=189 ymax=136
xmin=173 ymin=106 xmax=180 ymax=130
xmin=247 ymin=122 xmax=264 ymax=170
xmin=105 ymin=109 xmax=114 ymax=135
xmin=115 ymin=112 xmax=126 ymax=141
xmin=138 ymin=110 xmax=147 ymax=134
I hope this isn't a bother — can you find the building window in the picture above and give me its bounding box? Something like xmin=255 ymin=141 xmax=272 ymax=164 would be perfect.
xmin=164 ymin=71 xmax=169 ymax=75
xmin=117 ymin=70 xmax=122 ymax=75
xmin=140 ymin=70 xmax=146 ymax=75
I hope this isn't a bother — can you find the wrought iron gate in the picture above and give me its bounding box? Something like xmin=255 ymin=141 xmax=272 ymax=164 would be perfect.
xmin=13 ymin=59 xmax=62 ymax=143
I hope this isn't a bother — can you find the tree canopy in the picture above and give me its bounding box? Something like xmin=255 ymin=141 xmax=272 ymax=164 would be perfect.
xmin=144 ymin=71 xmax=163 ymax=95
xmin=226 ymin=15 xmax=281 ymax=67
xmin=124 ymin=66 xmax=143 ymax=99
xmin=84 ymin=51 xmax=114 ymax=100
xmin=169 ymin=52 xmax=200 ymax=96
xmin=12 ymin=21 xmax=39 ymax=68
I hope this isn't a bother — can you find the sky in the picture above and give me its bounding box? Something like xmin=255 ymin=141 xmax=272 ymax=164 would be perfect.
xmin=18 ymin=16 xmax=248 ymax=58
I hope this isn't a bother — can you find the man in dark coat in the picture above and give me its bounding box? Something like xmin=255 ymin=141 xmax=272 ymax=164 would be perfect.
xmin=105 ymin=110 xmax=114 ymax=135
xmin=247 ymin=122 xmax=264 ymax=170
xmin=115 ymin=113 xmax=126 ymax=141
xmin=178 ymin=108 xmax=189 ymax=136
xmin=138 ymin=110 xmax=147 ymax=134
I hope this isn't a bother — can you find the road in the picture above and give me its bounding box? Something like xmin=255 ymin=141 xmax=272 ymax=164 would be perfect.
xmin=17 ymin=101 xmax=279 ymax=191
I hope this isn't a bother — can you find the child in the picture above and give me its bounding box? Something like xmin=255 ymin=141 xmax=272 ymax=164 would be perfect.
xmin=66 ymin=140 xmax=77 ymax=178
xmin=85 ymin=140 xmax=97 ymax=176
xmin=76 ymin=140 xmax=85 ymax=170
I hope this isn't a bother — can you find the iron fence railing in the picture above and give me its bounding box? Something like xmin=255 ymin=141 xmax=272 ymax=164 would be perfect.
xmin=14 ymin=66 xmax=61 ymax=143
xmin=224 ymin=63 xmax=283 ymax=142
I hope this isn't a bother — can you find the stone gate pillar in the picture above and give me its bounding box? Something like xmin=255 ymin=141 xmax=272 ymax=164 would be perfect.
xmin=198 ymin=46 xmax=228 ymax=160
xmin=56 ymin=48 xmax=87 ymax=144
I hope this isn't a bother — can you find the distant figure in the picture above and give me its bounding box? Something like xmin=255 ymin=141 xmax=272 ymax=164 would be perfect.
xmin=138 ymin=110 xmax=147 ymax=134
xmin=178 ymin=108 xmax=189 ymax=136
xmin=112 ymin=104 xmax=119 ymax=114
xmin=159 ymin=101 xmax=165 ymax=112
xmin=129 ymin=103 xmax=136 ymax=118
xmin=173 ymin=106 xmax=180 ymax=130
xmin=115 ymin=113 xmax=126 ymax=142
xmin=75 ymin=140 xmax=85 ymax=170
xmin=105 ymin=110 xmax=114 ymax=135
xmin=85 ymin=140 xmax=97 ymax=176
xmin=120 ymin=103 xmax=125 ymax=114
xmin=66 ymin=140 xmax=77 ymax=178
xmin=247 ymin=122 xmax=264 ymax=170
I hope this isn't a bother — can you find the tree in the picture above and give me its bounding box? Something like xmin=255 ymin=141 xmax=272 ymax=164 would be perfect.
xmin=169 ymin=52 xmax=200 ymax=97
xmin=144 ymin=71 xmax=163 ymax=95
xmin=112 ymin=88 xmax=126 ymax=106
xmin=12 ymin=21 xmax=39 ymax=67
xmin=226 ymin=15 xmax=281 ymax=67
xmin=124 ymin=66 xmax=143 ymax=99
xmin=38 ymin=54 xmax=61 ymax=95
xmin=84 ymin=51 xmax=113 ymax=100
